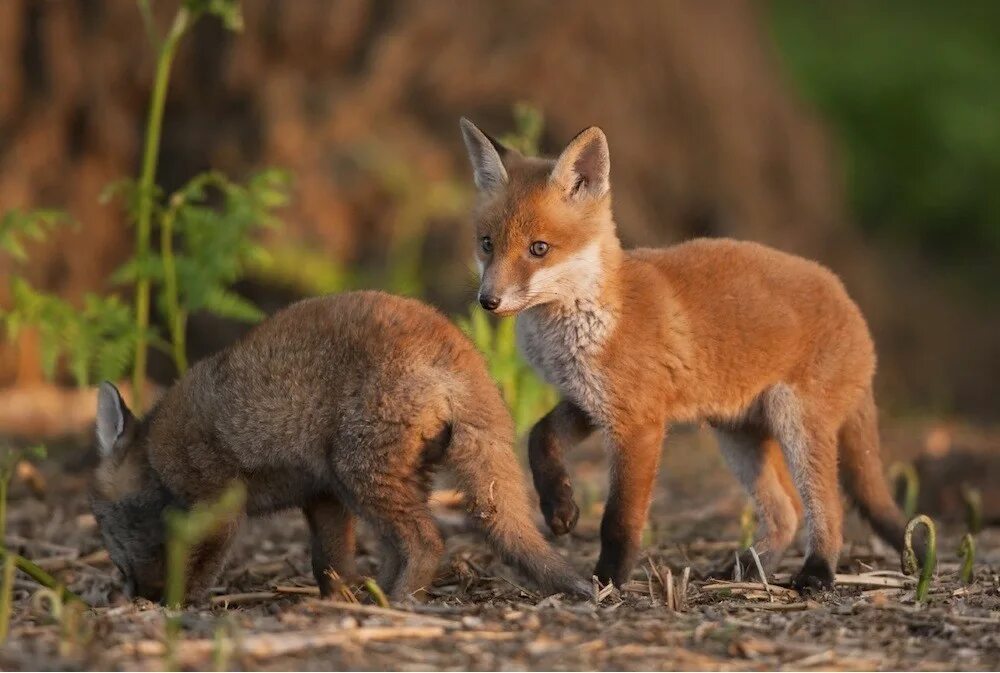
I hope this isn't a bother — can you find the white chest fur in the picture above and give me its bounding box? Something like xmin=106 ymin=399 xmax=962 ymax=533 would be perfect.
xmin=516 ymin=300 xmax=615 ymax=423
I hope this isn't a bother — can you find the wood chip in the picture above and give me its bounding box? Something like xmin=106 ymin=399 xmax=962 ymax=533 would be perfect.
xmin=301 ymin=599 xmax=462 ymax=628
xmin=700 ymin=582 xmax=799 ymax=597
xmin=115 ymin=625 xmax=445 ymax=665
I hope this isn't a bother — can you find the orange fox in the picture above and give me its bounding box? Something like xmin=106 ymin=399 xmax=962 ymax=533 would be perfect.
xmin=459 ymin=118 xmax=922 ymax=590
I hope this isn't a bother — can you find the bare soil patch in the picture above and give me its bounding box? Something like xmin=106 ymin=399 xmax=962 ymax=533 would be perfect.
xmin=2 ymin=422 xmax=998 ymax=670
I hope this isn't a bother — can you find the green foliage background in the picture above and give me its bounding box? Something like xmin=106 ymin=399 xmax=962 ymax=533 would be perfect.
xmin=768 ymin=1 xmax=1000 ymax=289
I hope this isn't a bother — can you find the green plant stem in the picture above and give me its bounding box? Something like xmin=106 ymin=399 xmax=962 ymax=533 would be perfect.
xmin=739 ymin=502 xmax=756 ymax=551
xmin=903 ymin=514 xmax=937 ymax=603
xmin=0 ymin=475 xmax=7 ymax=542
xmin=137 ymin=0 xmax=159 ymax=50
xmin=164 ymin=535 xmax=188 ymax=611
xmin=363 ymin=578 xmax=390 ymax=608
xmin=0 ymin=553 xmax=14 ymax=643
xmin=958 ymin=534 xmax=975 ymax=585
xmin=164 ymin=536 xmax=187 ymax=671
xmin=160 ymin=208 xmax=188 ymax=373
xmin=0 ymin=548 xmax=86 ymax=606
xmin=133 ymin=7 xmax=191 ymax=412
xmin=961 ymin=486 xmax=982 ymax=535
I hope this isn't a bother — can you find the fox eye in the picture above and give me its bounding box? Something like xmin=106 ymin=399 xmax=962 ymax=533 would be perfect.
xmin=529 ymin=241 xmax=550 ymax=257
xmin=480 ymin=236 xmax=493 ymax=254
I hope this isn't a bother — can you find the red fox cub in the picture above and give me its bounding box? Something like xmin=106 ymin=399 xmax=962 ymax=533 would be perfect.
xmin=90 ymin=291 xmax=586 ymax=602
xmin=460 ymin=118 xmax=922 ymax=591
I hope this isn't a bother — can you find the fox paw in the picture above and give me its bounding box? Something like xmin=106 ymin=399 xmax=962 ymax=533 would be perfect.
xmin=541 ymin=495 xmax=579 ymax=536
xmin=791 ymin=554 xmax=835 ymax=592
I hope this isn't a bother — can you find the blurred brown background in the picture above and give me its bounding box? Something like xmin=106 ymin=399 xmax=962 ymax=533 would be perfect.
xmin=1 ymin=0 xmax=998 ymax=420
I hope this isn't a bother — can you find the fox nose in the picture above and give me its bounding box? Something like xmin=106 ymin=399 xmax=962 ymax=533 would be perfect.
xmin=479 ymin=294 xmax=501 ymax=311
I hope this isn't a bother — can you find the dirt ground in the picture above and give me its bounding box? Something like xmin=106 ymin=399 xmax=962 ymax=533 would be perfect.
xmin=2 ymin=421 xmax=999 ymax=671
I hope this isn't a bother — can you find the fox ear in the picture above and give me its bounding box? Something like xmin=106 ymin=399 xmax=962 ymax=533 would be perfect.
xmin=550 ymin=126 xmax=610 ymax=201
xmin=460 ymin=117 xmax=509 ymax=192
xmin=96 ymin=381 xmax=133 ymax=459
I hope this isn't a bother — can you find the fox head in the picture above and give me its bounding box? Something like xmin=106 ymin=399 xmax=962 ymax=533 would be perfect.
xmin=90 ymin=382 xmax=178 ymax=602
xmin=460 ymin=117 xmax=622 ymax=316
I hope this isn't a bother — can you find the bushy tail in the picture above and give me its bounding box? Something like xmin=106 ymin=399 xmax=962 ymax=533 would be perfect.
xmin=839 ymin=388 xmax=926 ymax=565
xmin=446 ymin=382 xmax=589 ymax=597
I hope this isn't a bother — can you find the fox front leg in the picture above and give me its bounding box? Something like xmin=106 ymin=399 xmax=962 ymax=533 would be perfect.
xmin=528 ymin=400 xmax=595 ymax=535
xmin=594 ymin=423 xmax=665 ymax=587
xmin=184 ymin=514 xmax=245 ymax=602
xmin=303 ymin=496 xmax=356 ymax=597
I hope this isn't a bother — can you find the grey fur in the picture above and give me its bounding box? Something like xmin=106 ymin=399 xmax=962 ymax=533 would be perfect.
xmin=96 ymin=381 xmax=126 ymax=457
xmin=90 ymin=291 xmax=586 ymax=603
xmin=460 ymin=117 xmax=509 ymax=192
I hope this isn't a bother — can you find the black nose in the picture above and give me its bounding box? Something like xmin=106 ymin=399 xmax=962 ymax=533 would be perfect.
xmin=479 ymin=294 xmax=501 ymax=311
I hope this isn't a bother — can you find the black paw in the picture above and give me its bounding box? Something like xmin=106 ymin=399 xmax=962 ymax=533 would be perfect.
xmin=791 ymin=554 xmax=835 ymax=592
xmin=592 ymin=561 xmax=629 ymax=589
xmin=541 ymin=494 xmax=580 ymax=536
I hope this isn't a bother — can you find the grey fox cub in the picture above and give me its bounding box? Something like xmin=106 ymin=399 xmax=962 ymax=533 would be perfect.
xmin=91 ymin=291 xmax=586 ymax=602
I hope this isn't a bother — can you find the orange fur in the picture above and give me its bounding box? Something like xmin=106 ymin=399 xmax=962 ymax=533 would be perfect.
xmin=460 ymin=118 xmax=913 ymax=589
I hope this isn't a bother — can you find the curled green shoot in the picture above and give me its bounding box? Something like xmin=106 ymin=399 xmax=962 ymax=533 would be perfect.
xmin=903 ymin=514 xmax=937 ymax=603
xmin=888 ymin=461 xmax=919 ymax=518
xmin=363 ymin=578 xmax=390 ymax=608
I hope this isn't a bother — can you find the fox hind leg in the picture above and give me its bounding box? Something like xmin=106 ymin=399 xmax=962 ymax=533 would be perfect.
xmin=370 ymin=500 xmax=443 ymax=601
xmin=714 ymin=429 xmax=800 ymax=579
xmin=303 ymin=496 xmax=356 ymax=598
xmin=764 ymin=385 xmax=843 ymax=591
xmin=376 ymin=533 xmax=402 ymax=592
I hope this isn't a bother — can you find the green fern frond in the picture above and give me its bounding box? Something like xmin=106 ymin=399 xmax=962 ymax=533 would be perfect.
xmin=0 ymin=210 xmax=72 ymax=261
xmin=201 ymin=288 xmax=264 ymax=322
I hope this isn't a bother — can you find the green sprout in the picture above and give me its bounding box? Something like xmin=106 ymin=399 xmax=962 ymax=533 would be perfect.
xmin=960 ymin=485 xmax=982 ymax=535
xmin=164 ymin=483 xmax=246 ymax=669
xmin=500 ymin=102 xmax=545 ymax=156
xmin=456 ymin=305 xmax=556 ymax=436
xmin=0 ymin=549 xmax=85 ymax=608
xmin=31 ymin=587 xmax=90 ymax=657
xmin=739 ymin=501 xmax=756 ymax=551
xmin=888 ymin=462 xmax=919 ymax=518
xmin=211 ymin=616 xmax=237 ymax=672
xmin=1 ymin=445 xmax=45 ymax=541
xmin=0 ymin=446 xmax=83 ymax=611
xmin=363 ymin=578 xmax=390 ymax=608
xmin=957 ymin=534 xmax=976 ymax=585
xmin=903 ymin=514 xmax=937 ymax=603
xmin=0 ymin=553 xmax=15 ymax=644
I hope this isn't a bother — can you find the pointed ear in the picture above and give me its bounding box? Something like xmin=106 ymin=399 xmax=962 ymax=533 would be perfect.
xmin=96 ymin=381 xmax=133 ymax=459
xmin=459 ymin=117 xmax=510 ymax=192
xmin=550 ymin=126 xmax=611 ymax=201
